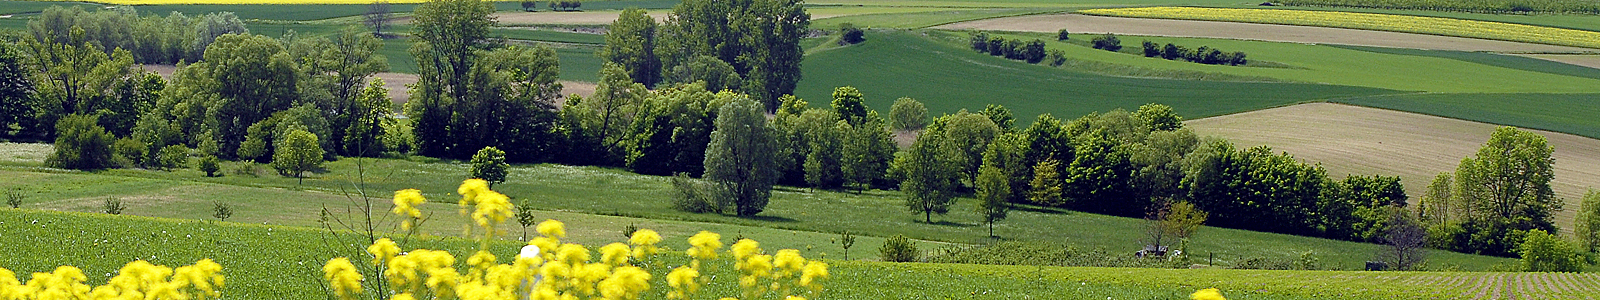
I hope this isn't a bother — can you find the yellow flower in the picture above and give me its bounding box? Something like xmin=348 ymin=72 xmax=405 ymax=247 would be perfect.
xmin=666 ymin=266 xmax=699 ymax=299
xmin=773 ymin=249 xmax=805 ymax=275
xmin=731 ymin=239 xmax=762 ymax=260
xmin=1191 ymin=288 xmax=1226 ymax=300
xmin=0 ymin=267 xmax=18 ymax=299
xmin=394 ymin=189 xmax=426 ymax=230
xmin=629 ymin=229 xmax=661 ymax=259
xmin=459 ymin=178 xmax=490 ymax=205
xmin=530 ymin=237 xmax=561 ymax=260
xmin=323 ymin=258 xmax=363 ymax=299
xmin=368 ymin=238 xmax=400 ymax=265
xmin=600 ymin=243 xmax=632 ymax=266
xmin=393 ymin=292 xmax=419 ymax=300
xmin=598 ymin=266 xmax=651 ymax=300
xmin=470 ymin=190 xmax=514 ymax=230
xmin=800 ymin=261 xmax=828 ymax=290
xmin=538 ymin=220 xmax=567 ymax=239
xmin=557 ymin=244 xmax=591 ymax=265
xmin=467 ymin=251 xmax=498 ymax=276
xmin=739 ymin=254 xmax=773 ymax=288
xmin=785 ymin=296 xmax=806 ymax=300
xmin=686 ymin=231 xmax=722 ymax=261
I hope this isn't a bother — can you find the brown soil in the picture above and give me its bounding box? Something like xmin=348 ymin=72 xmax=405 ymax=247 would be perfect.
xmin=935 ymin=14 xmax=1594 ymax=53
xmin=1519 ymin=54 xmax=1600 ymax=69
xmin=1187 ymin=103 xmax=1600 ymax=235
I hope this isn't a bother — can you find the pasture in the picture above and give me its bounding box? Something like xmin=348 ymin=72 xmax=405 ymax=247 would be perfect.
xmin=1187 ymin=103 xmax=1600 ymax=235
xmin=1078 ymin=7 xmax=1600 ymax=49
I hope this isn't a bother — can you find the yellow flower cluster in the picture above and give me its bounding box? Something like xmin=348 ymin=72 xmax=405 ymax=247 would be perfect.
xmin=1192 ymin=288 xmax=1227 ymax=300
xmin=0 ymin=259 xmax=224 ymax=300
xmin=1079 ymin=7 xmax=1600 ymax=49
xmin=458 ymin=179 xmax=514 ymax=238
xmin=325 ymin=218 xmax=828 ymax=300
xmin=394 ymin=189 xmax=426 ymax=231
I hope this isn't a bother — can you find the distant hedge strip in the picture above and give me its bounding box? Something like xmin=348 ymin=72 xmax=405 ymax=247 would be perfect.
xmin=1277 ymin=0 xmax=1600 ymax=15
xmin=1079 ymin=7 xmax=1600 ymax=49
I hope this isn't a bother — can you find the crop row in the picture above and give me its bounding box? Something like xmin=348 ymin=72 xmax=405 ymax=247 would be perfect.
xmin=997 ymin=266 xmax=1600 ymax=300
xmin=1079 ymin=7 xmax=1600 ymax=49
xmin=1276 ymin=0 xmax=1600 ymax=15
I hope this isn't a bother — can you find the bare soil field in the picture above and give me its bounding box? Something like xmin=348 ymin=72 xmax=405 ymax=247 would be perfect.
xmin=1521 ymin=54 xmax=1600 ymax=69
xmin=936 ymin=14 xmax=1593 ymax=53
xmin=1187 ymin=103 xmax=1600 ymax=234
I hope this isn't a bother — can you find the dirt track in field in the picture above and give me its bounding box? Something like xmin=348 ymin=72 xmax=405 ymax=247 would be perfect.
xmin=1187 ymin=103 xmax=1600 ymax=235
xmin=935 ymin=14 xmax=1594 ymax=53
xmin=141 ymin=66 xmax=594 ymax=107
xmin=1520 ymin=54 xmax=1600 ymax=69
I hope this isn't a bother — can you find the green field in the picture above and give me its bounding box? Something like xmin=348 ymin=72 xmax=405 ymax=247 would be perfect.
xmin=0 ymin=143 xmax=1524 ymax=271
xmin=979 ymin=31 xmax=1600 ymax=93
xmin=795 ymin=30 xmax=1397 ymax=123
xmin=811 ymin=8 xmax=1067 ymax=29
xmin=1336 ymin=93 xmax=1600 ymax=139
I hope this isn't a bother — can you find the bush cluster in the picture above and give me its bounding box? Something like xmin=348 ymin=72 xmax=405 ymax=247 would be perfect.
xmin=967 ymin=32 xmax=1055 ymax=64
xmin=1141 ymin=41 xmax=1248 ymax=66
xmin=1091 ymin=33 xmax=1122 ymax=51
xmin=923 ymin=241 xmax=1189 ymax=268
xmin=549 ymin=0 xmax=582 ymax=11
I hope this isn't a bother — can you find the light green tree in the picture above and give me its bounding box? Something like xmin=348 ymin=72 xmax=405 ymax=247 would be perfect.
xmin=830 ymin=86 xmax=868 ymax=125
xmin=703 ymin=98 xmax=780 ymax=216
xmin=469 ymin=146 xmax=510 ymax=188
xmin=1520 ymin=229 xmax=1585 ymax=272
xmin=272 ymin=129 xmax=324 ymax=184
xmin=578 ymin=63 xmax=648 ymax=161
xmin=1576 ymin=190 xmax=1600 ymax=253
xmin=599 ymin=8 xmax=660 ymax=87
xmin=975 ymin=165 xmax=1010 ymax=237
xmin=894 ymin=128 xmax=962 ymax=223
xmin=1132 ymin=103 xmax=1183 ymax=132
xmin=936 ymin=110 xmax=1000 ymax=185
xmin=888 ymin=97 xmax=926 ymax=132
xmin=1417 ymin=172 xmax=1457 ymax=225
xmin=840 ymin=115 xmax=894 ymax=193
xmin=1454 ymin=127 xmax=1559 ymax=233
xmin=1028 ymin=159 xmax=1064 ymax=206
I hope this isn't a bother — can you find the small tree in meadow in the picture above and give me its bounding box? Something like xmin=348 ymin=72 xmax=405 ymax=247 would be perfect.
xmin=272 ymin=129 xmax=324 ymax=184
xmin=1057 ymin=28 xmax=1070 ymax=41
xmin=6 ymin=188 xmax=23 ymax=208
xmin=212 ymin=202 xmax=233 ymax=222
xmin=469 ymin=146 xmax=510 ymax=188
xmin=880 ymin=234 xmax=918 ymax=262
xmin=196 ymin=155 xmax=222 ymax=177
xmin=516 ymin=198 xmax=538 ymax=241
xmin=975 ymin=165 xmax=1011 ymax=237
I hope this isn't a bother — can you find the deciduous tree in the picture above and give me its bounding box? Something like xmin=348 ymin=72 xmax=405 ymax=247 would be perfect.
xmin=600 ymin=8 xmax=660 ymax=87
xmin=45 ymin=114 xmax=115 ymax=170
xmin=272 ymin=129 xmax=324 ymax=184
xmin=888 ymin=97 xmax=926 ymax=132
xmin=895 ymin=128 xmax=962 ymax=223
xmin=703 ymin=98 xmax=780 ymax=216
xmin=470 ymin=146 xmax=509 ymax=187
xmin=975 ymin=165 xmax=1010 ymax=237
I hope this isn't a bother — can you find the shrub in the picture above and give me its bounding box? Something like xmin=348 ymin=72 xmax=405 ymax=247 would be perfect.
xmin=1022 ymin=39 xmax=1047 ymax=64
xmin=880 ymin=234 xmax=919 ymax=262
xmin=156 ymin=144 xmax=190 ymax=170
xmin=1057 ymin=28 xmax=1071 ymax=41
xmin=469 ymin=146 xmax=509 ymax=187
xmin=196 ymin=155 xmax=222 ymax=177
xmin=103 ymin=196 xmax=125 ymax=215
xmin=112 ymin=137 xmax=147 ymax=168
xmin=1520 ymin=229 xmax=1585 ymax=272
xmin=986 ymin=37 xmax=1005 ymax=56
xmin=212 ymin=201 xmax=233 ymax=221
xmin=969 ymin=32 xmax=990 ymax=52
xmin=1142 ymin=41 xmax=1160 ymax=57
xmin=839 ymin=23 xmax=865 ymax=45
xmin=1047 ymin=49 xmax=1067 ymax=66
xmin=669 ymin=173 xmax=723 ymax=213
xmin=232 ymin=162 xmax=261 ymax=177
xmin=45 ymin=114 xmax=116 ymax=170
xmin=889 ymin=97 xmax=927 ymax=131
xmin=5 ymin=188 xmax=22 ymax=208
xmin=1090 ymin=33 xmax=1122 ymax=51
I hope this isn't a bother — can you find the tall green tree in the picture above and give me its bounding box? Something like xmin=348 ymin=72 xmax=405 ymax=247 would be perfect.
xmin=303 ymin=28 xmax=389 ymax=156
xmin=840 ymin=115 xmax=895 ymax=193
xmin=1028 ymin=159 xmax=1064 ymax=206
xmin=22 ymin=26 xmax=135 ymax=139
xmin=469 ymin=146 xmax=509 ymax=187
xmin=1418 ymin=172 xmax=1457 ymax=225
xmin=624 ymin=83 xmax=727 ymax=176
xmin=1132 ymin=103 xmax=1183 ymax=132
xmin=409 ymin=0 xmax=496 ymax=158
xmin=981 ymin=132 xmax=1029 ymax=203
xmin=1454 ymin=127 xmax=1559 ymax=233
xmin=1576 ymin=190 xmax=1600 ymax=254
xmin=1062 ymin=130 xmax=1138 ymax=216
xmin=0 ymin=43 xmax=36 ymax=139
xmin=802 ymin=121 xmax=843 ymax=189
xmin=703 ymin=98 xmax=780 ymax=216
xmin=575 ymin=63 xmax=647 ymax=164
xmin=830 ymin=86 xmax=868 ymax=126
xmin=980 ymin=104 xmax=1014 ymax=132
xmin=272 ymin=129 xmax=324 ymax=184
xmin=936 ymin=110 xmax=1000 ymax=186
xmin=204 ymin=33 xmax=299 ymax=158
xmin=341 ymin=79 xmax=393 ymax=157
xmin=975 ymin=165 xmax=1011 ymax=237
xmin=660 ymin=0 xmax=808 ymax=111
xmin=895 ymin=128 xmax=962 ymax=223
xmin=1022 ymin=113 xmax=1072 ymax=174
xmin=600 ymin=8 xmax=660 ymax=88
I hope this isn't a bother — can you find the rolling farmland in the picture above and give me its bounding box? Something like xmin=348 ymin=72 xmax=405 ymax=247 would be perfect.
xmin=1080 ymin=7 xmax=1600 ymax=49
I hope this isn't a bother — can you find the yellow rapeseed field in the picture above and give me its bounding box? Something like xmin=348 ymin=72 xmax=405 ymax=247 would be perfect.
xmin=28 ymin=0 xmax=439 ymax=4
xmin=1080 ymin=7 xmax=1600 ymax=49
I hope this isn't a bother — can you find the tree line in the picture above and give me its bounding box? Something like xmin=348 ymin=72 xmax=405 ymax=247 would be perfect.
xmin=1141 ymin=41 xmax=1248 ymax=66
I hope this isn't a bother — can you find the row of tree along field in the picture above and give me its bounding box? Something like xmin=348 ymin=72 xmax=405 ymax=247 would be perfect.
xmin=1 ymin=0 xmax=1596 ymax=271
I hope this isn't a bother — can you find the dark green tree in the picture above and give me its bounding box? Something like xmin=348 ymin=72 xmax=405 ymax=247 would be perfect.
xmin=0 ymin=43 xmax=35 ymax=139
xmin=975 ymin=165 xmax=1010 ymax=237
xmin=600 ymin=8 xmax=660 ymax=87
xmin=45 ymin=114 xmax=115 ymax=170
xmin=409 ymin=0 xmax=496 ymax=158
xmin=936 ymin=110 xmax=999 ymax=185
xmin=888 ymin=97 xmax=926 ymax=132
xmin=894 ymin=128 xmax=962 ymax=223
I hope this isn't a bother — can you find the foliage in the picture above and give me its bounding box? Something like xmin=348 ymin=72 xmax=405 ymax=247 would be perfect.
xmin=1378 ymin=210 xmax=1427 ymax=271
xmin=155 ymin=144 xmax=190 ymax=171
xmin=879 ymin=235 xmax=918 ymax=262
xmin=1091 ymin=33 xmax=1122 ymax=51
xmin=45 ymin=114 xmax=115 ymax=170
xmin=212 ymin=201 xmax=233 ymax=221
xmin=980 ymin=132 xmax=1029 ymax=203
xmin=5 ymin=188 xmax=23 ymax=208
xmin=838 ymin=114 xmax=895 ymax=192
xmin=27 ymin=6 xmax=245 ymax=64
xmin=365 ymin=1 xmax=393 ymax=36
xmin=623 ymin=84 xmax=727 ymax=177
xmin=1057 ymin=28 xmax=1070 ymax=41
xmin=196 ymin=155 xmax=221 ymax=177
xmin=1577 ymin=190 xmax=1600 ymax=254
xmin=549 ymin=0 xmax=582 ymax=11
xmin=102 ymin=196 xmax=125 ymax=215
xmin=888 ymin=97 xmax=926 ymax=132
xmin=830 ymin=86 xmax=869 ymax=126
xmin=271 ymin=129 xmax=324 ymax=184
xmin=600 ymin=8 xmax=661 ymax=87
xmin=1080 ymin=7 xmax=1600 ymax=49
xmin=1182 ymin=140 xmax=1329 ymax=237
xmin=661 ymin=55 xmax=743 ymax=94
xmin=1028 ymin=159 xmax=1065 ymax=206
xmin=340 ymin=78 xmax=395 ymax=158
xmin=924 ymin=241 xmax=1185 ymax=269
xmin=894 ymin=128 xmax=962 ymax=223
xmin=935 ymin=110 xmax=999 ymax=185
xmin=658 ymin=0 xmax=810 ymax=111
xmin=468 ymin=146 xmax=510 ymax=187
xmin=22 ymin=25 xmax=137 ymax=140
xmin=703 ymin=98 xmax=780 ymax=216
xmin=516 ymin=198 xmax=538 ymax=241
xmin=1443 ymin=127 xmax=1559 ymax=257
xmin=837 ymin=231 xmax=856 ymax=260
xmin=669 ymin=173 xmax=725 ymax=214
xmin=1148 ymin=200 xmax=1208 ymax=252
xmin=1519 ymin=229 xmax=1585 ymax=272
xmin=0 ymin=42 xmax=35 ymax=140
xmin=839 ymin=23 xmax=865 ymax=45
xmin=574 ymin=63 xmax=647 ymax=164
xmin=975 ymin=165 xmax=1011 ymax=237
xmin=1133 ymin=103 xmax=1184 ymax=132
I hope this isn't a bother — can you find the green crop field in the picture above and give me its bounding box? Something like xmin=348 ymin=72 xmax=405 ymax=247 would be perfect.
xmin=1336 ymin=93 xmax=1600 ymax=139
xmin=0 ymin=143 xmax=1523 ymax=271
xmin=795 ymin=30 xmax=1398 ymax=123
xmin=811 ymin=8 xmax=1067 ymax=29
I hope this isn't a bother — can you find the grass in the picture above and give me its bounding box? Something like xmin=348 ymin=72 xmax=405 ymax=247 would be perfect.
xmin=9 ymin=208 xmax=1598 ymax=300
xmin=494 ymin=27 xmax=606 ymax=44
xmin=1079 ymin=7 xmax=1600 ymax=49
xmin=795 ymin=30 xmax=1399 ymax=124
xmin=1334 ymin=93 xmax=1600 ymax=140
xmin=0 ymin=145 xmax=1523 ymax=271
xmin=1214 ymin=5 xmax=1600 ymax=33
xmin=978 ymin=31 xmax=1600 ymax=93
xmin=810 ymin=8 xmax=1067 ymax=29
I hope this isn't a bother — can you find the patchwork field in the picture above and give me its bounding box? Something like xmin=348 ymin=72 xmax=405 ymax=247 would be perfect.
xmin=937 ymin=13 xmax=1595 ymax=52
xmin=1079 ymin=7 xmax=1600 ymax=49
xmin=1187 ymin=103 xmax=1600 ymax=234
